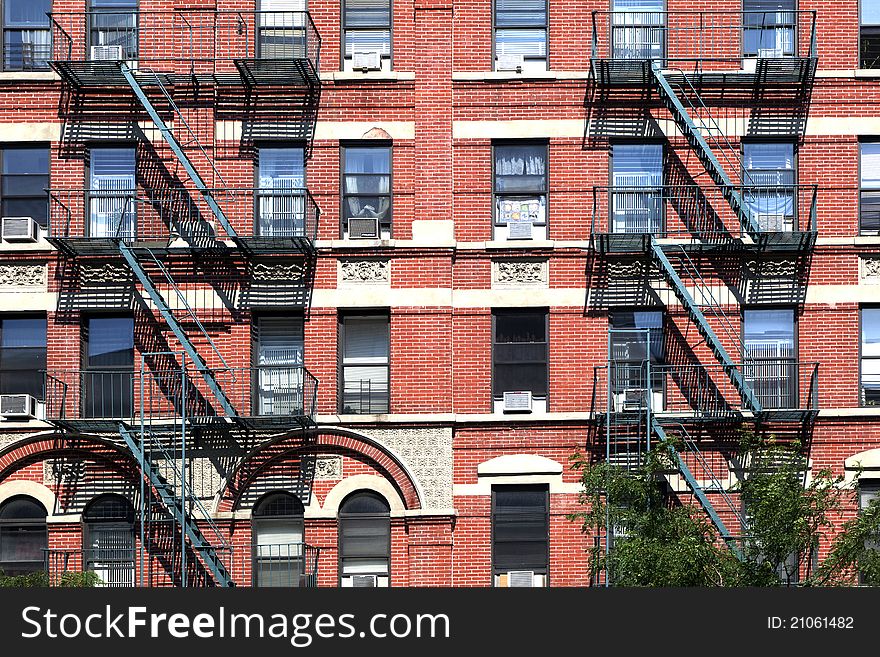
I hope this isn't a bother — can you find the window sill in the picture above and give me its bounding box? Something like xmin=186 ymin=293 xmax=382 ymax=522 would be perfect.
xmin=322 ymin=70 xmax=416 ymax=83
xmin=815 ymin=69 xmax=880 ymax=78
xmin=0 ymin=71 xmax=58 ymax=82
xmin=319 ymin=238 xmax=397 ymax=249
xmin=0 ymin=238 xmax=55 ymax=252
xmin=452 ymin=70 xmax=590 ymax=82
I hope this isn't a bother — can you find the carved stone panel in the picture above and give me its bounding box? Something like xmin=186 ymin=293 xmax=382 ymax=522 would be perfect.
xmin=314 ymin=456 xmax=343 ymax=480
xmin=0 ymin=263 xmax=47 ymax=288
xmin=860 ymin=255 xmax=880 ymax=284
xmin=339 ymin=259 xmax=390 ymax=286
xmin=491 ymin=259 xmax=548 ymax=288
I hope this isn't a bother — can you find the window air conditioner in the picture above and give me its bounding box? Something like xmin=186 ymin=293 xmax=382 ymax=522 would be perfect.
xmin=496 ymin=53 xmax=524 ymax=72
xmin=348 ymin=217 xmax=380 ymax=239
xmin=0 ymin=394 xmax=39 ymax=419
xmin=502 ymin=390 xmax=533 ymax=413
xmin=352 ymin=51 xmax=382 ymax=72
xmin=2 ymin=217 xmax=39 ymax=242
xmin=756 ymin=213 xmax=792 ymax=232
xmin=352 ymin=574 xmax=377 ymax=588
xmin=498 ymin=571 xmax=537 ymax=587
xmin=757 ymin=48 xmax=784 ymax=59
xmin=507 ymin=220 xmax=533 ymax=240
xmin=91 ymin=45 xmax=124 ymax=61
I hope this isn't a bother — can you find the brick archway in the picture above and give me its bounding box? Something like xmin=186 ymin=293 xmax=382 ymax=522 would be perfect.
xmin=0 ymin=433 xmax=138 ymax=484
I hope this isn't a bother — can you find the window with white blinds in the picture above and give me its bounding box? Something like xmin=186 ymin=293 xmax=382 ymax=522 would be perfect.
xmin=611 ymin=143 xmax=663 ymax=234
xmin=89 ymin=148 xmax=136 ymax=239
xmin=340 ymin=314 xmax=389 ymax=414
xmin=256 ymin=318 xmax=304 ymax=416
xmin=492 ymin=485 xmax=549 ymax=578
xmin=743 ymin=308 xmax=797 ymax=410
xmin=258 ymin=0 xmax=307 ymax=58
xmin=861 ymin=308 xmax=880 ymax=406
xmin=342 ymin=0 xmax=391 ymax=69
xmin=742 ymin=142 xmax=795 ymax=231
xmin=861 ymin=142 xmax=880 ymax=233
xmin=253 ymin=492 xmax=305 ymax=587
xmin=742 ymin=0 xmax=796 ymax=57
xmin=258 ymin=148 xmax=305 ymax=237
xmin=494 ymin=0 xmax=547 ymax=71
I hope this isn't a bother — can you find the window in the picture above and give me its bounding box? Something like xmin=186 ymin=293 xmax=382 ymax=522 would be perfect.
xmin=743 ymin=142 xmax=796 ymax=232
xmin=861 ymin=308 xmax=880 ymax=406
xmin=340 ymin=314 xmax=389 ymax=414
xmin=338 ymin=491 xmax=390 ymax=587
xmin=90 ymin=0 xmax=138 ymax=62
xmin=611 ymin=0 xmax=665 ymax=62
xmin=342 ymin=145 xmax=391 ymax=239
xmin=493 ymin=143 xmax=547 ymax=241
xmin=83 ymin=316 xmax=134 ymax=419
xmin=492 ymin=485 xmax=549 ymax=587
xmin=859 ymin=479 xmax=880 ymax=585
xmin=257 ymin=147 xmax=306 ymax=237
xmin=258 ymin=0 xmax=308 ymax=60
xmin=254 ymin=317 xmax=304 ymax=416
xmin=609 ymin=310 xmax=664 ymax=413
xmin=862 ymin=0 xmax=880 ymax=69
xmin=1 ymin=146 xmax=49 ymax=228
xmin=860 ymin=141 xmax=880 ymax=234
xmin=611 ymin=143 xmax=663 ymax=234
xmin=3 ymin=0 xmax=50 ymax=70
xmin=493 ymin=310 xmax=548 ymax=412
xmin=342 ymin=0 xmax=391 ymax=72
xmin=743 ymin=309 xmax=796 ymax=409
xmin=0 ymin=316 xmax=46 ymax=399
xmin=89 ymin=148 xmax=136 ymax=239
xmin=743 ymin=0 xmax=796 ymax=58
xmin=82 ymin=494 xmax=135 ymax=587
xmin=252 ymin=492 xmax=307 ymax=587
xmin=0 ymin=495 xmax=47 ymax=576
xmin=494 ymin=0 xmax=547 ymax=72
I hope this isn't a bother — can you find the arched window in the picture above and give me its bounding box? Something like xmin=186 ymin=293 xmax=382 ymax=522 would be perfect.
xmin=0 ymin=495 xmax=47 ymax=575
xmin=83 ymin=494 xmax=135 ymax=587
xmin=338 ymin=490 xmax=390 ymax=587
xmin=252 ymin=491 xmax=305 ymax=587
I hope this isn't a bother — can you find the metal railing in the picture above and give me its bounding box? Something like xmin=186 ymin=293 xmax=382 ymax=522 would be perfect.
xmin=252 ymin=542 xmax=319 ymax=587
xmin=49 ymin=10 xmax=321 ymax=75
xmin=45 ymin=366 xmax=319 ymax=424
xmin=591 ymin=10 xmax=817 ymax=66
xmin=590 ymin=184 xmax=818 ymax=242
xmin=341 ymin=380 xmax=389 ymax=415
xmin=593 ymin=360 xmax=819 ymax=419
xmin=44 ymin=547 xmax=136 ymax=587
xmin=47 ymin=187 xmax=320 ymax=245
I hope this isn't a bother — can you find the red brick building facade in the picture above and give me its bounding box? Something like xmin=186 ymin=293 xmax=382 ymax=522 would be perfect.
xmin=0 ymin=0 xmax=877 ymax=587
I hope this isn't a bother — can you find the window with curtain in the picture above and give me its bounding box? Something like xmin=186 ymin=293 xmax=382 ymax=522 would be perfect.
xmin=494 ymin=0 xmax=547 ymax=72
xmin=255 ymin=317 xmax=304 ymax=416
xmin=258 ymin=0 xmax=307 ymax=60
xmin=90 ymin=0 xmax=139 ymax=61
xmin=342 ymin=0 xmax=391 ymax=71
xmin=82 ymin=494 xmax=135 ymax=587
xmin=83 ymin=316 xmax=134 ymax=419
xmin=862 ymin=0 xmax=880 ymax=68
xmin=258 ymin=147 xmax=305 ymax=237
xmin=90 ymin=148 xmax=136 ymax=239
xmin=860 ymin=141 xmax=880 ymax=234
xmin=252 ymin=492 xmax=306 ymax=587
xmin=338 ymin=491 xmax=390 ymax=587
xmin=493 ymin=310 xmax=548 ymax=404
xmin=3 ymin=0 xmax=51 ymax=70
xmin=0 ymin=316 xmax=46 ymax=399
xmin=611 ymin=143 xmax=663 ymax=234
xmin=609 ymin=311 xmax=664 ymax=413
xmin=342 ymin=145 xmax=391 ymax=239
xmin=492 ymin=485 xmax=549 ymax=587
xmin=340 ymin=314 xmax=389 ymax=414
xmin=743 ymin=308 xmax=796 ymax=409
xmin=743 ymin=0 xmax=796 ymax=58
xmin=742 ymin=142 xmax=795 ymax=232
xmin=861 ymin=308 xmax=880 ymax=406
xmin=493 ymin=143 xmax=547 ymax=240
xmin=0 ymin=496 xmax=47 ymax=576
xmin=859 ymin=480 xmax=880 ymax=585
xmin=611 ymin=0 xmax=665 ymax=62
xmin=1 ymin=146 xmax=49 ymax=228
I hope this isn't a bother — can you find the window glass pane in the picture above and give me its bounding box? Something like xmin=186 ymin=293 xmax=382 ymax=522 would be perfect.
xmin=495 ymin=312 xmax=546 ymax=343
xmin=863 ymin=308 xmax=880 ymax=356
xmin=613 ymin=143 xmax=663 ymax=186
xmin=259 ymin=148 xmax=304 ymax=187
xmin=4 ymin=0 xmax=51 ymax=27
xmin=344 ymin=0 xmax=391 ymax=27
xmin=344 ymin=30 xmax=391 ymax=56
xmin=343 ymin=317 xmax=389 ymax=363
xmin=862 ymin=143 xmax=880 ymax=188
xmin=495 ymin=0 xmax=546 ymax=26
xmin=91 ymin=148 xmax=135 ymax=179
xmin=344 ymin=175 xmax=390 ymax=195
xmin=860 ymin=482 xmax=880 ymax=508
xmin=493 ymin=486 xmax=548 ymax=573
xmin=341 ymin=492 xmax=390 ymax=514
xmin=258 ymin=318 xmax=303 ymax=365
xmin=0 ymin=497 xmax=46 ymax=520
xmin=3 ymin=148 xmax=48 ymax=175
xmin=345 ymin=148 xmax=391 ymax=174
xmin=864 ymin=0 xmax=880 ymax=26
xmin=495 ymin=29 xmax=546 ymax=57
xmin=87 ymin=317 xmax=134 ymax=368
xmin=613 ymin=0 xmax=664 ymax=10
xmin=743 ymin=309 xmax=795 ymax=358
xmin=495 ymin=145 xmax=546 ymax=192
xmin=91 ymin=0 xmax=138 ymax=7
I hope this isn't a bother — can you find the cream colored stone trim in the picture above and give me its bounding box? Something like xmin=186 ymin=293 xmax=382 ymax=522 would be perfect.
xmin=0 ymin=122 xmax=60 ymax=141
xmin=217 ymin=121 xmax=416 ymax=142
xmin=321 ymin=474 xmax=406 ymax=515
xmin=0 ymin=292 xmax=56 ymax=311
xmin=454 ymin=478 xmax=582 ymax=496
xmin=477 ymin=454 xmax=563 ymax=476
xmin=844 ymin=448 xmax=880 ymax=488
xmin=452 ymin=70 xmax=591 ymax=81
xmin=0 ymin=480 xmax=55 ymax=514
xmin=0 ymin=72 xmax=59 ymax=82
xmin=321 ymin=71 xmax=416 ymax=82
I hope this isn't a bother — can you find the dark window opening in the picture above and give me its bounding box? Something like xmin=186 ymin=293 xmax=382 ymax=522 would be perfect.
xmin=492 ymin=485 xmax=549 ymax=586
xmin=340 ymin=314 xmax=389 ymax=414
xmin=0 ymin=316 xmax=46 ymax=399
xmin=338 ymin=491 xmax=390 ymax=587
xmin=252 ymin=491 xmax=307 ymax=587
xmin=0 ymin=495 xmax=47 ymax=576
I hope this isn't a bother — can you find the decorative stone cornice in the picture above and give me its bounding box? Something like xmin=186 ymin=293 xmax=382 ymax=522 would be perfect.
xmin=339 ymin=258 xmax=390 ymax=285
xmin=0 ymin=263 xmax=47 ymax=288
xmin=491 ymin=259 xmax=548 ymax=287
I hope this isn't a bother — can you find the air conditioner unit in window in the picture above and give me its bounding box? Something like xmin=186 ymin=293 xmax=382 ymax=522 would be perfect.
xmin=0 ymin=394 xmax=39 ymax=419
xmin=757 ymin=47 xmax=785 ymax=59
xmin=756 ymin=213 xmax=792 ymax=232
xmin=622 ymin=388 xmax=648 ymax=411
xmin=2 ymin=217 xmax=39 ymax=242
xmin=497 ymin=570 xmax=537 ymax=587
xmin=352 ymin=51 xmax=382 ymax=72
xmin=496 ymin=53 xmax=524 ymax=72
xmin=352 ymin=574 xmax=377 ymax=588
xmin=507 ymin=220 xmax=533 ymax=240
xmin=91 ymin=45 xmax=124 ymax=61
xmin=348 ymin=217 xmax=380 ymax=239
xmin=502 ymin=390 xmax=533 ymax=413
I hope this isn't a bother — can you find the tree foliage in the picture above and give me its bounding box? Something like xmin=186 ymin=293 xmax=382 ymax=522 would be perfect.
xmin=0 ymin=569 xmax=102 ymax=588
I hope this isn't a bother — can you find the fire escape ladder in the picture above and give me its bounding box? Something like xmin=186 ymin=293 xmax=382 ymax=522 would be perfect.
xmin=118 ymin=63 xmax=238 ymax=241
xmin=118 ymin=425 xmax=233 ymax=587
xmin=650 ymin=239 xmax=763 ymax=414
xmin=651 ymin=65 xmax=763 ymax=240
xmin=118 ymin=242 xmax=237 ymax=419
xmin=651 ymin=419 xmax=745 ymax=560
